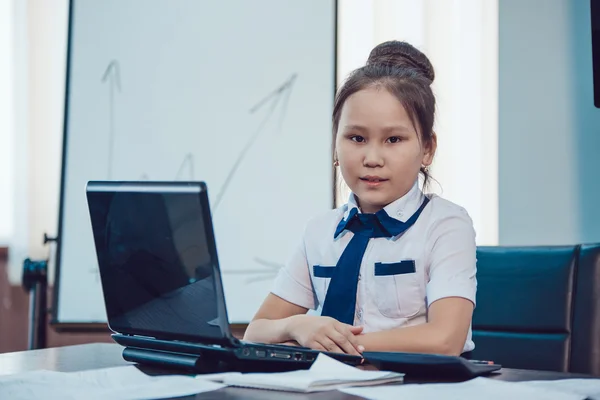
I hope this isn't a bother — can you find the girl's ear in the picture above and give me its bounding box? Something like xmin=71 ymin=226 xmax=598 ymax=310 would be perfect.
xmin=422 ymin=132 xmax=437 ymax=166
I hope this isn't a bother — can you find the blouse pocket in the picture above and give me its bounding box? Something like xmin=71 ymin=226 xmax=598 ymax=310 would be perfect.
xmin=311 ymin=265 xmax=335 ymax=308
xmin=371 ymin=260 xmax=423 ymax=318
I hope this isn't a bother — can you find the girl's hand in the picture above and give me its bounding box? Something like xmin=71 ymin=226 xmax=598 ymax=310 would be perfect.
xmin=286 ymin=315 xmax=364 ymax=355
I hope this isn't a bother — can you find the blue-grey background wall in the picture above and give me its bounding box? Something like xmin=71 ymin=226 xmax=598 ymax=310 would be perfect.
xmin=499 ymin=0 xmax=600 ymax=245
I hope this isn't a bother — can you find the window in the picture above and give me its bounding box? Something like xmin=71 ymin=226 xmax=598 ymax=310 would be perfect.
xmin=336 ymin=0 xmax=498 ymax=245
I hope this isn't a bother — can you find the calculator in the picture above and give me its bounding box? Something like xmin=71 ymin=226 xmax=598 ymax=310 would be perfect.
xmin=363 ymin=351 xmax=502 ymax=380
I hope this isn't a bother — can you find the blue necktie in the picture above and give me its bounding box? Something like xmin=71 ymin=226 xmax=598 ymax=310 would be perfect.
xmin=320 ymin=197 xmax=430 ymax=325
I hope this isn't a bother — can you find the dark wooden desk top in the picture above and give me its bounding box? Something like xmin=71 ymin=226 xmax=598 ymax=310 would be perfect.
xmin=0 ymin=343 xmax=593 ymax=399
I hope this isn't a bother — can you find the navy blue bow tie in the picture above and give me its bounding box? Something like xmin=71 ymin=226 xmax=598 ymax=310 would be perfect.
xmin=320 ymin=197 xmax=430 ymax=325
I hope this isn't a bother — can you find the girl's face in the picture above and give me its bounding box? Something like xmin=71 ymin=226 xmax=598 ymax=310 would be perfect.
xmin=335 ymin=86 xmax=435 ymax=214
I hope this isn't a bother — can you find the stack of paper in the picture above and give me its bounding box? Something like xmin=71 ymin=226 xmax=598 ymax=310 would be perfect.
xmin=340 ymin=376 xmax=600 ymax=400
xmin=204 ymin=353 xmax=403 ymax=392
xmin=0 ymin=365 xmax=224 ymax=400
xmin=517 ymin=379 xmax=600 ymax=400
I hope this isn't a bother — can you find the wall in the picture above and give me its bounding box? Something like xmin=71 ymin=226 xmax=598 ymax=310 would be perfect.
xmin=2 ymin=0 xmax=67 ymax=284
xmin=26 ymin=0 xmax=67 ymax=282
xmin=0 ymin=0 xmax=90 ymax=353
xmin=499 ymin=0 xmax=600 ymax=245
xmin=0 ymin=0 xmax=13 ymax=243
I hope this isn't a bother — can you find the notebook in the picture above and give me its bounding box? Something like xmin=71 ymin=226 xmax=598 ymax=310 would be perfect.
xmin=202 ymin=353 xmax=404 ymax=392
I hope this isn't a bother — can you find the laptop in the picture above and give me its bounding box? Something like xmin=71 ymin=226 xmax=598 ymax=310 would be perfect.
xmin=85 ymin=181 xmax=362 ymax=371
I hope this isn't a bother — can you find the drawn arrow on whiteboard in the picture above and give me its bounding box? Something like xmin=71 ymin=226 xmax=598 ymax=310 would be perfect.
xmin=214 ymin=74 xmax=297 ymax=283
xmin=101 ymin=60 xmax=121 ymax=180
xmin=212 ymin=73 xmax=297 ymax=213
xmin=175 ymin=153 xmax=195 ymax=181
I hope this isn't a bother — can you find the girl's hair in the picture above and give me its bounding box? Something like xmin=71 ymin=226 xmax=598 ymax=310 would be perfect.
xmin=333 ymin=41 xmax=436 ymax=189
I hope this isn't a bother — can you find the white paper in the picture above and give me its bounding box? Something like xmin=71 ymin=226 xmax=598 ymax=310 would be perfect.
xmin=0 ymin=365 xmax=225 ymax=400
xmin=518 ymin=379 xmax=600 ymax=400
xmin=221 ymin=353 xmax=403 ymax=392
xmin=340 ymin=377 xmax=586 ymax=400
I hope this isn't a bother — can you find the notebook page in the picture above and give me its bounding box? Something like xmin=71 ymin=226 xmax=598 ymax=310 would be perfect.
xmin=222 ymin=353 xmax=403 ymax=392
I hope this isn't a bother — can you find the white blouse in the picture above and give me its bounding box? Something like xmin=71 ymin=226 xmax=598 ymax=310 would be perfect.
xmin=272 ymin=181 xmax=477 ymax=352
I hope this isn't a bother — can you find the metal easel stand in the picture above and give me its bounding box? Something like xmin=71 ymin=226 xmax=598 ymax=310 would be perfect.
xmin=21 ymin=233 xmax=57 ymax=350
xmin=22 ymin=258 xmax=48 ymax=350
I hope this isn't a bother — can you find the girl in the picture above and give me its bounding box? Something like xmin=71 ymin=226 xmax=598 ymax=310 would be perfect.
xmin=244 ymin=41 xmax=477 ymax=357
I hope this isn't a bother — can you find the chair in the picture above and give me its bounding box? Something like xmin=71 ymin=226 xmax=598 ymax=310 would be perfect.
xmin=570 ymin=243 xmax=600 ymax=375
xmin=471 ymin=245 xmax=578 ymax=372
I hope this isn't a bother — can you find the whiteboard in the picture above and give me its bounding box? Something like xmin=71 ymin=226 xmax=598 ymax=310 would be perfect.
xmin=54 ymin=0 xmax=336 ymax=325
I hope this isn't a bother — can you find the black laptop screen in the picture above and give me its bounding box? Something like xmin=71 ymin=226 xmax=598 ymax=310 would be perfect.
xmin=86 ymin=183 xmax=229 ymax=342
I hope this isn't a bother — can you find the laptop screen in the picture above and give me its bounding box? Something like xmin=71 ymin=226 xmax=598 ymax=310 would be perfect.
xmin=86 ymin=182 xmax=231 ymax=343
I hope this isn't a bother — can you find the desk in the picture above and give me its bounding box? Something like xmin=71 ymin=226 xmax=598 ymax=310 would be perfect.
xmin=0 ymin=343 xmax=593 ymax=399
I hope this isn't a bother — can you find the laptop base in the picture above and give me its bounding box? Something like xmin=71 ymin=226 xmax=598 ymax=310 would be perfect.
xmin=114 ymin=334 xmax=320 ymax=373
xmin=112 ymin=333 xmax=361 ymax=369
xmin=123 ymin=347 xmax=211 ymax=372
xmin=121 ymin=346 xmax=317 ymax=374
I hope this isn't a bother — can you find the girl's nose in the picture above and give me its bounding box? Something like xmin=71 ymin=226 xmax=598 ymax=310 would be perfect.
xmin=363 ymin=146 xmax=384 ymax=168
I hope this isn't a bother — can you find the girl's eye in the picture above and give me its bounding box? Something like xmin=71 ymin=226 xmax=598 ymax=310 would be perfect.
xmin=387 ymin=136 xmax=404 ymax=144
xmin=350 ymin=135 xmax=365 ymax=143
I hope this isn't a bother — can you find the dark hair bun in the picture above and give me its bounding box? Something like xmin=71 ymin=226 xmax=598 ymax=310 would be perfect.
xmin=367 ymin=41 xmax=435 ymax=82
